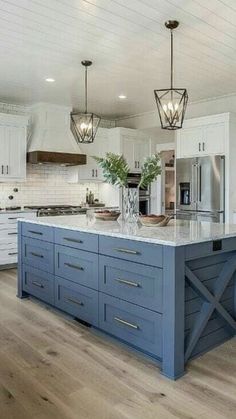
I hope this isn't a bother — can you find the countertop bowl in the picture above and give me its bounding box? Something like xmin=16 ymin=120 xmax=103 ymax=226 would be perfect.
xmin=139 ymin=214 xmax=173 ymax=227
xmin=94 ymin=210 xmax=121 ymax=221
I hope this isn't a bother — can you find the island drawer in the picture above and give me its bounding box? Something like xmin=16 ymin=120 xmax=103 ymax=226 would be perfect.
xmin=99 ymin=293 xmax=162 ymax=358
xmin=99 ymin=236 xmax=163 ymax=267
xmin=55 ymin=277 xmax=98 ymax=326
xmin=22 ymin=237 xmax=54 ymax=273
xmin=21 ymin=222 xmax=54 ymax=242
xmin=55 ymin=228 xmax=98 ymax=253
xmin=22 ymin=264 xmax=54 ymax=305
xmin=55 ymin=245 xmax=98 ymax=290
xmin=99 ymin=256 xmax=163 ymax=312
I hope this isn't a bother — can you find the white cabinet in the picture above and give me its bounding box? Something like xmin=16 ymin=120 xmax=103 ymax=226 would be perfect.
xmin=203 ymin=122 xmax=225 ymax=155
xmin=0 ymin=211 xmax=36 ymax=267
xmin=68 ymin=127 xmax=151 ymax=182
xmin=68 ymin=128 xmax=109 ymax=183
xmin=176 ymin=127 xmax=202 ymax=158
xmin=176 ymin=116 xmax=226 ymax=158
xmin=122 ymin=135 xmax=151 ymax=171
xmin=0 ymin=114 xmax=28 ymax=182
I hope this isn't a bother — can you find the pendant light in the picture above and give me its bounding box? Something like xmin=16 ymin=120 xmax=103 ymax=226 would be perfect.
xmin=71 ymin=60 xmax=101 ymax=144
xmin=154 ymin=21 xmax=188 ymax=130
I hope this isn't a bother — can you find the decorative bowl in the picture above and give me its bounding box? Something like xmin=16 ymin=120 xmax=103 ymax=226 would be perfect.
xmin=94 ymin=210 xmax=121 ymax=221
xmin=139 ymin=214 xmax=173 ymax=227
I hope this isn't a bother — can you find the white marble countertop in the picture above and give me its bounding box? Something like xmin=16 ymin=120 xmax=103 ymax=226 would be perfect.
xmin=18 ymin=215 xmax=236 ymax=246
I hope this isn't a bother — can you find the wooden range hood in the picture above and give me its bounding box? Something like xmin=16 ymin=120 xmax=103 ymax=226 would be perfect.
xmin=27 ymin=150 xmax=86 ymax=166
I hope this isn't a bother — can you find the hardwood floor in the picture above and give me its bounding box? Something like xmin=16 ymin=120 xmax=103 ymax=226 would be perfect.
xmin=0 ymin=269 xmax=236 ymax=419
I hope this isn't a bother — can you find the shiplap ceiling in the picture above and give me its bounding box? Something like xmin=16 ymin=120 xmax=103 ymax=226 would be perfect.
xmin=0 ymin=0 xmax=236 ymax=117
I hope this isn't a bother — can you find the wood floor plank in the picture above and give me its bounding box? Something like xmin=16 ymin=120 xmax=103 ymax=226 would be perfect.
xmin=0 ymin=269 xmax=236 ymax=419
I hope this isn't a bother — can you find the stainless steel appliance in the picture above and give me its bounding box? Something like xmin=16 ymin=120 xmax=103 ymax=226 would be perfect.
xmin=24 ymin=205 xmax=87 ymax=217
xmin=127 ymin=173 xmax=150 ymax=215
xmin=176 ymin=156 xmax=225 ymax=222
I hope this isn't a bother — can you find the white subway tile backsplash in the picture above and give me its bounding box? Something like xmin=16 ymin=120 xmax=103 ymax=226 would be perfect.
xmin=0 ymin=164 xmax=100 ymax=208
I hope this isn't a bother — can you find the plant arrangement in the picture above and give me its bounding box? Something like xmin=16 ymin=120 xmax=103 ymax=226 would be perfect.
xmin=93 ymin=153 xmax=161 ymax=188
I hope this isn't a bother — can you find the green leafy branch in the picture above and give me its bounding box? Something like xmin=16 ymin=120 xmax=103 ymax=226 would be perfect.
xmin=93 ymin=153 xmax=129 ymax=187
xmin=93 ymin=153 xmax=161 ymax=188
xmin=139 ymin=154 xmax=161 ymax=188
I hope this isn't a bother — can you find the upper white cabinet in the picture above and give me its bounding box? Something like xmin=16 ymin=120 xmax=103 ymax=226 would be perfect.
xmin=123 ymin=135 xmax=149 ymax=171
xmin=68 ymin=128 xmax=110 ymax=182
xmin=0 ymin=114 xmax=28 ymax=182
xmin=111 ymin=128 xmax=151 ymax=172
xmin=176 ymin=115 xmax=226 ymax=158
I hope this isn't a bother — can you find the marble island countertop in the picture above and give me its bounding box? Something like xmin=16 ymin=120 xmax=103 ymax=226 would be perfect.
xmin=18 ymin=214 xmax=236 ymax=246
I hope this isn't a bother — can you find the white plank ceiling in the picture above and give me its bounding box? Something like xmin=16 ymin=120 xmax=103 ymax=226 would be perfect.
xmin=0 ymin=0 xmax=235 ymax=117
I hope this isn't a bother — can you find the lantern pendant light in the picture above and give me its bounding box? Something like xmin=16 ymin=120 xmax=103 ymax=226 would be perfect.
xmin=71 ymin=60 xmax=101 ymax=144
xmin=154 ymin=21 xmax=188 ymax=130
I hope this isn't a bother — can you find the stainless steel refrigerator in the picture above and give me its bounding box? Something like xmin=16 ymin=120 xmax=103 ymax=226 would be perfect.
xmin=176 ymin=156 xmax=225 ymax=223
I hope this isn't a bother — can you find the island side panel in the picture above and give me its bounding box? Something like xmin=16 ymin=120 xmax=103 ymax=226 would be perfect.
xmin=184 ymin=240 xmax=236 ymax=361
xmin=162 ymin=245 xmax=185 ymax=380
xmin=17 ymin=221 xmax=27 ymax=298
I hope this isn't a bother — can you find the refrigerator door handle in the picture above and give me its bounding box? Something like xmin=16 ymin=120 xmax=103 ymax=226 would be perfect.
xmin=191 ymin=163 xmax=198 ymax=205
xmin=198 ymin=165 xmax=202 ymax=202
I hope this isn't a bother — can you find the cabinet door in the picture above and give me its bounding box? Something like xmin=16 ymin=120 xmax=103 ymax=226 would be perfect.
xmin=75 ymin=130 xmax=109 ymax=182
xmin=122 ymin=136 xmax=135 ymax=170
xmin=176 ymin=127 xmax=203 ymax=158
xmin=135 ymin=138 xmax=150 ymax=169
xmin=0 ymin=125 xmax=26 ymax=181
xmin=0 ymin=126 xmax=9 ymax=179
xmin=202 ymin=123 xmax=225 ymax=155
xmin=8 ymin=126 xmax=26 ymax=179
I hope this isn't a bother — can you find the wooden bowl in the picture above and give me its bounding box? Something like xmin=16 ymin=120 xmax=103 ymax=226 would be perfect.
xmin=139 ymin=214 xmax=173 ymax=227
xmin=94 ymin=210 xmax=120 ymax=221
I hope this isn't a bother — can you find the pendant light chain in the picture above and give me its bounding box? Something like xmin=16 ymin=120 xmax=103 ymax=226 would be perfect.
xmin=85 ymin=64 xmax=88 ymax=114
xmin=170 ymin=29 xmax=173 ymax=90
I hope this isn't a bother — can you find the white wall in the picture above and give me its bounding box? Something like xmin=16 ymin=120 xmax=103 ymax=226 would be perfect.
xmin=0 ymin=164 xmax=99 ymax=208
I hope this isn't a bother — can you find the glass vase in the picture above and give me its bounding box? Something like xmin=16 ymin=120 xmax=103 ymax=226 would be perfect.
xmin=122 ymin=187 xmax=139 ymax=223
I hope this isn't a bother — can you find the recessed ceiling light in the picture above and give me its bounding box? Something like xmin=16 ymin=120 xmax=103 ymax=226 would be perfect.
xmin=118 ymin=94 xmax=127 ymax=99
xmin=45 ymin=78 xmax=55 ymax=83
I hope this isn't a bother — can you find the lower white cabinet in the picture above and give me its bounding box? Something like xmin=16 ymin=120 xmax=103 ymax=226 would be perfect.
xmin=0 ymin=211 xmax=36 ymax=267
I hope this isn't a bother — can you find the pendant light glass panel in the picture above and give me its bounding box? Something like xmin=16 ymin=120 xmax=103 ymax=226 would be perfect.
xmin=70 ymin=112 xmax=100 ymax=144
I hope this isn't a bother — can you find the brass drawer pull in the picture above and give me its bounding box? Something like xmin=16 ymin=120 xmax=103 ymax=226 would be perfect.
xmin=32 ymin=281 xmax=44 ymax=289
xmin=66 ymin=297 xmax=84 ymax=306
xmin=114 ymin=248 xmax=140 ymax=255
xmin=29 ymin=230 xmax=43 ymax=235
xmin=30 ymin=252 xmax=44 ymax=258
xmin=114 ymin=316 xmax=139 ymax=330
xmin=64 ymin=237 xmax=83 ymax=244
xmin=64 ymin=262 xmax=84 ymax=271
xmin=8 ymin=232 xmax=17 ymax=235
xmin=115 ymin=278 xmax=140 ymax=288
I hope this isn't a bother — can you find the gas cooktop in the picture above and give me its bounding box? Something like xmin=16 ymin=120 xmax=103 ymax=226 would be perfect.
xmin=24 ymin=205 xmax=86 ymax=217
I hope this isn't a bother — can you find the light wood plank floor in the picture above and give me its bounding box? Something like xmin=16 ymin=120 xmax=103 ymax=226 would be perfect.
xmin=0 ymin=269 xmax=236 ymax=419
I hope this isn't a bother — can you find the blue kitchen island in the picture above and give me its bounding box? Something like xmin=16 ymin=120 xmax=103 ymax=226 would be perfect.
xmin=17 ymin=215 xmax=236 ymax=380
